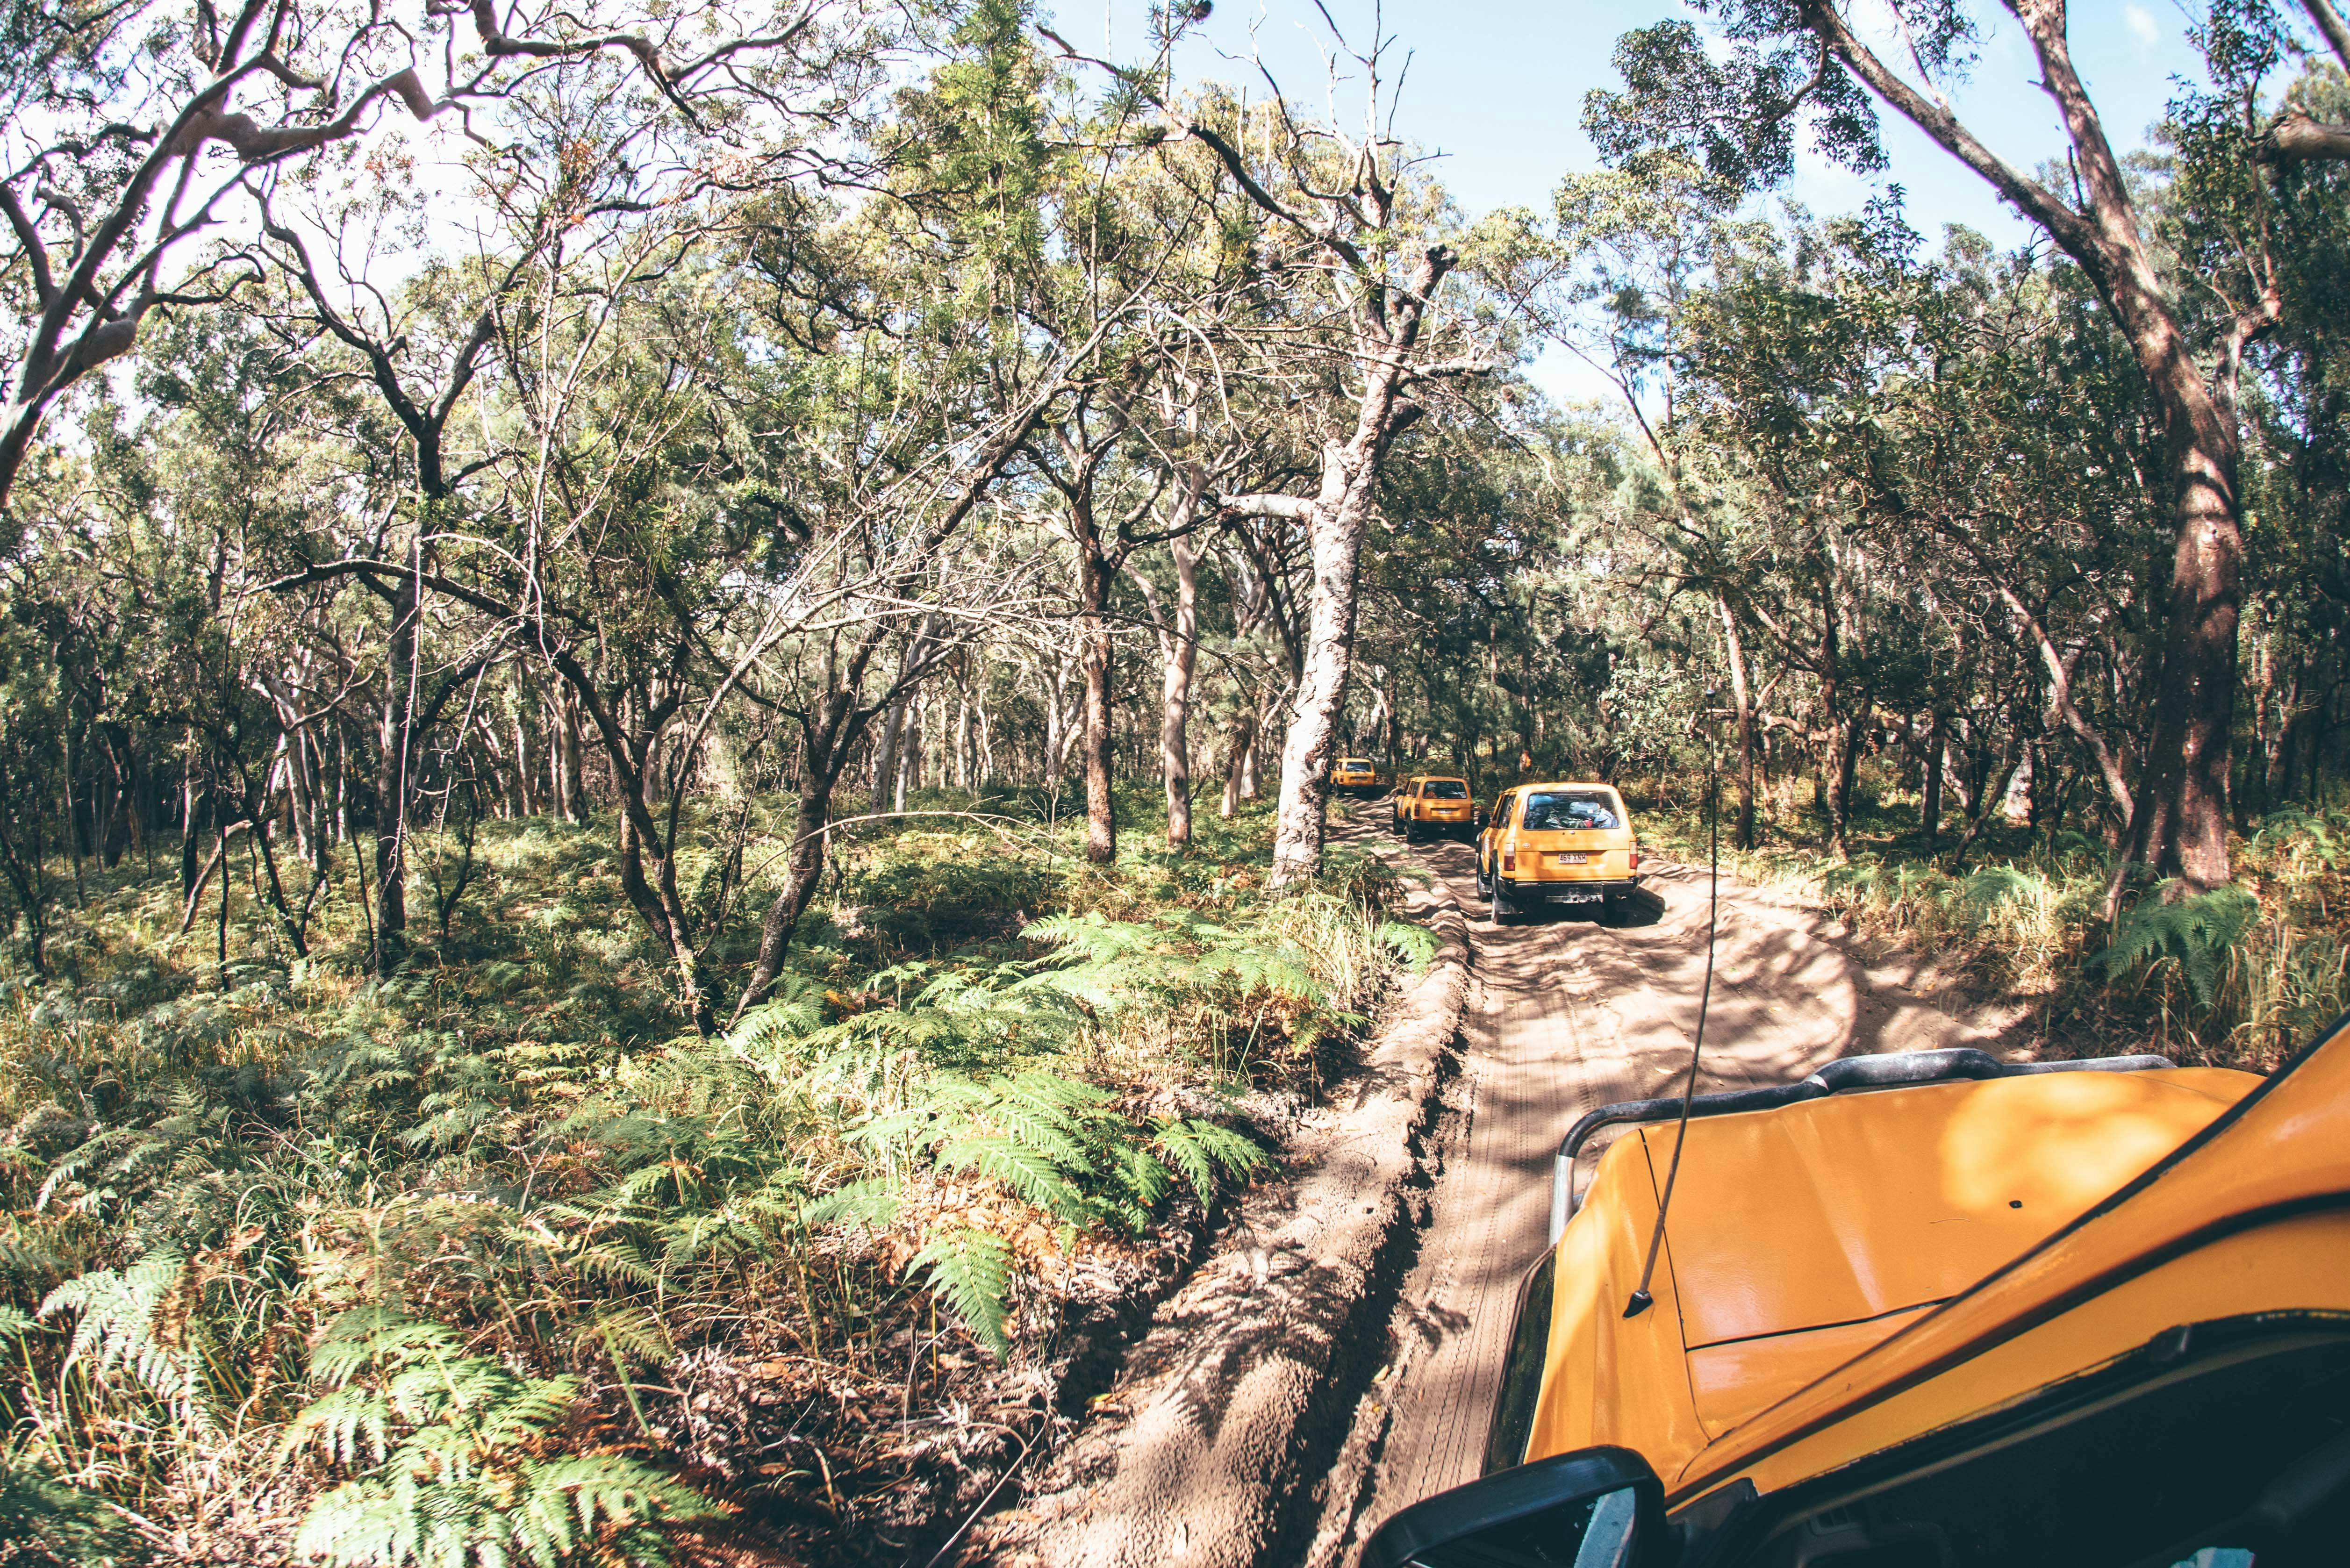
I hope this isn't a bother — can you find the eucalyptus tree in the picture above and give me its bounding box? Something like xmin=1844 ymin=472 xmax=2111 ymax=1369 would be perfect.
xmin=1587 ymin=2 xmax=2281 ymax=892
xmin=0 ymin=0 xmax=888 ymax=535
xmin=1045 ymin=20 xmax=1493 ymax=888
xmin=728 ymin=2 xmax=1157 ymax=1016
xmin=1531 ymin=153 xmax=1767 ymax=839
xmin=2167 ymin=26 xmax=2350 ymax=816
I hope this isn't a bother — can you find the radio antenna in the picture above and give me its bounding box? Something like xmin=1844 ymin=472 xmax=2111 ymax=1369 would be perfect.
xmin=1626 ymin=687 xmax=1722 ymax=1318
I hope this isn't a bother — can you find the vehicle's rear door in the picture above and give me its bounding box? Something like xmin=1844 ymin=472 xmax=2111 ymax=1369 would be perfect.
xmin=1514 ymin=788 xmax=1634 ymax=881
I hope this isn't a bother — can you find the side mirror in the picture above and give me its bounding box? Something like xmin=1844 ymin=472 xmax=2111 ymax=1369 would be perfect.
xmin=1362 ymin=1447 xmax=1665 ymax=1568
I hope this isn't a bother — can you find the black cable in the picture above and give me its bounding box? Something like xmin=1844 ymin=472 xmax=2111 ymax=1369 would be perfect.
xmin=1625 ymin=690 xmax=1721 ymax=1318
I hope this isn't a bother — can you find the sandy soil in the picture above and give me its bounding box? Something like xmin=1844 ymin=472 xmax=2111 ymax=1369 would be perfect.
xmin=1299 ymin=816 xmax=2034 ymax=1566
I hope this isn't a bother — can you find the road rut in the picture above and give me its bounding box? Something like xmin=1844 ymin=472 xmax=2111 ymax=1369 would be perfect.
xmin=1304 ymin=816 xmax=2030 ymax=1564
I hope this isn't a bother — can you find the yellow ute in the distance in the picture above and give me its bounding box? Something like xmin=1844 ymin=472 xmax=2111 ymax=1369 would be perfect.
xmin=1476 ymin=780 xmax=1642 ymax=922
xmin=1363 ymin=1017 xmax=2350 ymax=1568
xmin=1394 ymin=774 xmax=1476 ymax=841
xmin=1332 ymin=757 xmax=1386 ymax=796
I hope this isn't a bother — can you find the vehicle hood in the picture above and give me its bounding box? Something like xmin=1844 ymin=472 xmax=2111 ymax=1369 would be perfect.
xmin=1525 ymin=1063 xmax=2260 ymax=1476
xmin=1655 ymin=1068 xmax=2256 ymax=1350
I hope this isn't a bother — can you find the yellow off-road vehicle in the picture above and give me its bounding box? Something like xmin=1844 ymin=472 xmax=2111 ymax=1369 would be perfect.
xmin=1394 ymin=774 xmax=1476 ymax=841
xmin=1333 ymin=757 xmax=1387 ymax=796
xmin=1476 ymin=781 xmax=1642 ymax=922
xmin=1365 ymin=1019 xmax=2350 ymax=1568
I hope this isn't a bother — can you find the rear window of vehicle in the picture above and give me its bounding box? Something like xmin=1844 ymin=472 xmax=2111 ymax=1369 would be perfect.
xmin=1338 ymin=759 xmax=1370 ymax=769
xmin=1421 ymin=780 xmax=1469 ymax=799
xmin=1520 ymin=789 xmax=1620 ymax=830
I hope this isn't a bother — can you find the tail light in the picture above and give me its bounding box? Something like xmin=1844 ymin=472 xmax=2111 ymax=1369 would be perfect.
xmin=1630 ymin=847 xmax=1641 ymax=872
xmin=1502 ymin=850 xmax=1516 ymax=872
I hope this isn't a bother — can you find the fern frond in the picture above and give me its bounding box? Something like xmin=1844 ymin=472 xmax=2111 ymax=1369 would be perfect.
xmin=39 ymin=1252 xmax=214 ymax=1423
xmin=800 ymin=1178 xmax=902 ymax=1230
xmin=286 ymin=1386 xmax=396 ymax=1468
xmin=2096 ymin=884 xmax=2259 ymax=1007
xmin=934 ymin=1134 xmax=1086 ymax=1220
xmin=1376 ymin=920 xmax=1440 ymax=969
xmin=310 ymin=1307 xmax=466 ymax=1389
xmin=910 ymin=1226 xmax=1011 ymax=1355
xmin=1151 ymin=1119 xmax=1267 ymax=1203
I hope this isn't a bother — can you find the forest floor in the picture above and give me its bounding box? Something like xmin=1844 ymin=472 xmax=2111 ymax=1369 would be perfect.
xmin=0 ymin=793 xmax=1429 ymax=1568
xmin=1296 ymin=805 xmax=2037 ymax=1568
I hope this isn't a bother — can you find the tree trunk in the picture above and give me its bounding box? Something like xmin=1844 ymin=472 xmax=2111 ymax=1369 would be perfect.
xmin=1158 ymin=536 xmax=1200 ymax=848
xmin=2268 ymin=665 xmax=2309 ymax=807
xmin=1922 ymin=711 xmax=1947 ymax=850
xmin=736 ymin=687 xmax=859 ymax=1024
xmin=1129 ymin=533 xmax=1204 ymax=849
xmin=555 ymin=668 xmax=715 ymax=1034
xmin=512 ymin=667 xmax=537 ymax=818
xmin=1820 ymin=709 xmax=1861 ymax=857
xmin=563 ymin=687 xmax=588 ymax=820
xmin=1221 ymin=248 xmax=1454 ymax=888
xmin=2118 ymin=422 xmax=2244 ymax=889
xmin=870 ymin=692 xmax=906 ymax=809
xmin=1077 ymin=533 xmax=1117 ymax=865
xmin=374 ymin=566 xmax=417 ymax=975
xmin=1717 ymin=592 xmax=1757 ymax=850
xmin=1221 ymin=707 xmax=1256 ymax=819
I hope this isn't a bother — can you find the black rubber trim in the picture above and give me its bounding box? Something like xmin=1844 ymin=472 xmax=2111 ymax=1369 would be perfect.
xmin=1687 ymin=1298 xmax=1947 ymax=1355
xmin=1510 ymin=876 xmax=1639 ymax=898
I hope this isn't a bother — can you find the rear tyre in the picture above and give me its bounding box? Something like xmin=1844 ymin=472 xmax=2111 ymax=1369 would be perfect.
xmin=1601 ymin=890 xmax=1625 ymax=922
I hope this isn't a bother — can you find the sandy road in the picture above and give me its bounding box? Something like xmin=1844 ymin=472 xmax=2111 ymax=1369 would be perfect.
xmin=1303 ymin=810 xmax=2030 ymax=1565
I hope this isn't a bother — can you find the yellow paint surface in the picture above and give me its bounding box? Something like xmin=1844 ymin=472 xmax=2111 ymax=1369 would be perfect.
xmin=1524 ymin=1053 xmax=2288 ymax=1492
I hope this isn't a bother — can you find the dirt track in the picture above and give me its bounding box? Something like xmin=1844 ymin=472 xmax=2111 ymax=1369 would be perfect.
xmin=1301 ymin=812 xmax=2032 ymax=1565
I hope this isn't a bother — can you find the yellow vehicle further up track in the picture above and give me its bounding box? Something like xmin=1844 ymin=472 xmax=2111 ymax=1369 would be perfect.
xmin=1332 ymin=757 xmax=1387 ymax=796
xmin=1394 ymin=774 xmax=1476 ymax=841
xmin=1476 ymin=780 xmax=1642 ymax=922
xmin=1363 ymin=1017 xmax=2350 ymax=1568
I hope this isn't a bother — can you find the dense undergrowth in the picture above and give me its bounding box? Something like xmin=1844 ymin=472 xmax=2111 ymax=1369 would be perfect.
xmin=0 ymin=790 xmax=1422 ymax=1566
xmin=1632 ymin=780 xmax=2348 ymax=1071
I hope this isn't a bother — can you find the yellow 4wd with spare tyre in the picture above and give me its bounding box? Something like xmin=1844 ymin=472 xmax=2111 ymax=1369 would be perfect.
xmin=1394 ymin=774 xmax=1476 ymax=840
xmin=1476 ymin=780 xmax=1641 ymax=922
xmin=1364 ymin=1017 xmax=2350 ymax=1568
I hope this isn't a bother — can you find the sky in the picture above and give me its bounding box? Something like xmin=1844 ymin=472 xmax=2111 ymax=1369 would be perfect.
xmin=1049 ymin=0 xmax=2215 ymax=401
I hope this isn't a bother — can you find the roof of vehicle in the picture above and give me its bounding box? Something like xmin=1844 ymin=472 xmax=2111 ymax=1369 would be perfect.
xmin=1525 ymin=1060 xmax=2272 ymax=1493
xmin=1408 ymin=773 xmax=1467 ymax=783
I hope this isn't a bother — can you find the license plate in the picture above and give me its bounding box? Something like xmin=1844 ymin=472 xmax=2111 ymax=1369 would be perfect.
xmin=1551 ymin=852 xmax=1589 ymax=866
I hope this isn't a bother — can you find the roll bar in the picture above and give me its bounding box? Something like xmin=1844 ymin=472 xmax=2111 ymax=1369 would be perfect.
xmin=1546 ymin=1047 xmax=2176 ymax=1244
